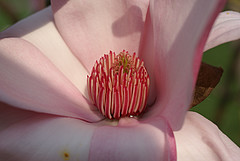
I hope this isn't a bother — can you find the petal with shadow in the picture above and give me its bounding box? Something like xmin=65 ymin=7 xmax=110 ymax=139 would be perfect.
xmin=0 ymin=7 xmax=89 ymax=98
xmin=51 ymin=0 xmax=149 ymax=71
xmin=140 ymin=0 xmax=226 ymax=130
xmin=0 ymin=38 xmax=103 ymax=121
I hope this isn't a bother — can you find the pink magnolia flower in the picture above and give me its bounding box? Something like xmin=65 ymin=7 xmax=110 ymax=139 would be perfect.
xmin=0 ymin=0 xmax=240 ymax=160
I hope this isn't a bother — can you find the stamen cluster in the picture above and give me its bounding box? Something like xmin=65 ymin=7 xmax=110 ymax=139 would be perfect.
xmin=87 ymin=50 xmax=149 ymax=119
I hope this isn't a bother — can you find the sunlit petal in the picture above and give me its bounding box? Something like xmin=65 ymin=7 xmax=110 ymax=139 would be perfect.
xmin=205 ymin=11 xmax=240 ymax=51
xmin=0 ymin=7 xmax=89 ymax=98
xmin=0 ymin=38 xmax=102 ymax=121
xmin=0 ymin=102 xmax=98 ymax=161
xmin=89 ymin=117 xmax=176 ymax=161
xmin=175 ymin=112 xmax=240 ymax=161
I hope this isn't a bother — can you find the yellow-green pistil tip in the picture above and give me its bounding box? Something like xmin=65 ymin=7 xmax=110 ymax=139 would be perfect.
xmin=87 ymin=50 xmax=150 ymax=119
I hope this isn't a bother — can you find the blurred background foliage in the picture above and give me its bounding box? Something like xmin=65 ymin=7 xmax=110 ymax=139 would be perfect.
xmin=192 ymin=0 xmax=240 ymax=147
xmin=0 ymin=0 xmax=239 ymax=146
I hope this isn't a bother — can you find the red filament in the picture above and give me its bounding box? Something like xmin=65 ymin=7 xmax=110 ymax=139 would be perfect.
xmin=87 ymin=50 xmax=150 ymax=119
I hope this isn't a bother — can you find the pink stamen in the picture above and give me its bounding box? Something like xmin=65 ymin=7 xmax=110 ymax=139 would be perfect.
xmin=87 ymin=50 xmax=150 ymax=119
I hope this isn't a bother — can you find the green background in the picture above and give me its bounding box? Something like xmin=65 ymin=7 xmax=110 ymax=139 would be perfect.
xmin=0 ymin=0 xmax=239 ymax=146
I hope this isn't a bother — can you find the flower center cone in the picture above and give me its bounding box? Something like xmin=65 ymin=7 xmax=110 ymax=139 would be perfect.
xmin=87 ymin=50 xmax=150 ymax=119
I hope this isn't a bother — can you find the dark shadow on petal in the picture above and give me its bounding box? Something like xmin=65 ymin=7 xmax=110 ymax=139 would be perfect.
xmin=112 ymin=5 xmax=144 ymax=37
xmin=50 ymin=0 xmax=69 ymax=13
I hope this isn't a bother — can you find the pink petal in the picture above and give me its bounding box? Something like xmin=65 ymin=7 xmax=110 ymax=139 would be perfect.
xmin=174 ymin=112 xmax=240 ymax=161
xmin=89 ymin=117 xmax=176 ymax=161
xmin=0 ymin=7 xmax=90 ymax=98
xmin=204 ymin=11 xmax=240 ymax=51
xmin=0 ymin=102 xmax=98 ymax=161
xmin=140 ymin=0 xmax=226 ymax=130
xmin=51 ymin=0 xmax=149 ymax=72
xmin=0 ymin=37 xmax=103 ymax=121
xmin=0 ymin=103 xmax=176 ymax=161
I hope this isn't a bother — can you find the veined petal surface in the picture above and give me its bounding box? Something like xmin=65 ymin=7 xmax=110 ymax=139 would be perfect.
xmin=140 ymin=0 xmax=225 ymax=130
xmin=205 ymin=11 xmax=240 ymax=51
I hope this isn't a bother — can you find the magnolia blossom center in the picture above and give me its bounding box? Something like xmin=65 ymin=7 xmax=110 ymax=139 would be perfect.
xmin=87 ymin=50 xmax=150 ymax=119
